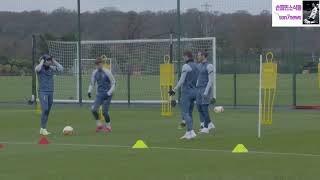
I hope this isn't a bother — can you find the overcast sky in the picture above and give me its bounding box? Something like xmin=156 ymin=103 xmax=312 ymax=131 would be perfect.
xmin=1 ymin=0 xmax=271 ymax=14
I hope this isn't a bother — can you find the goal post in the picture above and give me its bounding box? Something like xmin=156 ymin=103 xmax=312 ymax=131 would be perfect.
xmin=47 ymin=37 xmax=216 ymax=104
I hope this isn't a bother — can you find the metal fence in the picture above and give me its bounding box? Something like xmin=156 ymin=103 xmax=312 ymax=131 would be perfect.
xmin=1 ymin=43 xmax=319 ymax=107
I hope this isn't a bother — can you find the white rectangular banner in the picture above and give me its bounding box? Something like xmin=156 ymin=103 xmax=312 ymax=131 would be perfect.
xmin=272 ymin=0 xmax=320 ymax=27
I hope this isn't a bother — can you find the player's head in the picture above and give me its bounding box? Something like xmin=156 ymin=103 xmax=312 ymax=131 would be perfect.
xmin=183 ymin=50 xmax=193 ymax=61
xmin=95 ymin=57 xmax=103 ymax=70
xmin=197 ymin=50 xmax=208 ymax=62
xmin=41 ymin=54 xmax=53 ymax=69
xmin=312 ymin=3 xmax=316 ymax=7
xmin=197 ymin=52 xmax=202 ymax=62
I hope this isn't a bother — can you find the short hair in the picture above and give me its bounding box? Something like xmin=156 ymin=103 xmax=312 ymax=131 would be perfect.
xmin=95 ymin=57 xmax=103 ymax=65
xmin=183 ymin=50 xmax=193 ymax=59
xmin=200 ymin=50 xmax=209 ymax=58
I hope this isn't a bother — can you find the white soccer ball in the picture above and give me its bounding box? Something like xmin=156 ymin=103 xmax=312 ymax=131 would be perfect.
xmin=214 ymin=106 xmax=224 ymax=113
xmin=63 ymin=126 xmax=74 ymax=136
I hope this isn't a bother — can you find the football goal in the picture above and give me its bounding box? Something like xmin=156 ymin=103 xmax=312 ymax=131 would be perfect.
xmin=47 ymin=37 xmax=216 ymax=104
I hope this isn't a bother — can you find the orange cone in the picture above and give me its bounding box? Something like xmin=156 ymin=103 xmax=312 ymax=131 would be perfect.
xmin=0 ymin=144 xmax=5 ymax=149
xmin=38 ymin=136 xmax=49 ymax=145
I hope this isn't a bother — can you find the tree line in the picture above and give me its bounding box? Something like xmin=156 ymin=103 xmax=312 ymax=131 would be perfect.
xmin=0 ymin=7 xmax=319 ymax=75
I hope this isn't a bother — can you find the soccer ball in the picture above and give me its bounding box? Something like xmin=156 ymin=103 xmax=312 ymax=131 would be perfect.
xmin=63 ymin=126 xmax=74 ymax=136
xmin=214 ymin=106 xmax=224 ymax=113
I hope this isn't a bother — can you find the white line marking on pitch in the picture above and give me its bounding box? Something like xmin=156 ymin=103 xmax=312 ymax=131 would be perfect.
xmin=0 ymin=141 xmax=320 ymax=158
xmin=0 ymin=110 xmax=36 ymax=113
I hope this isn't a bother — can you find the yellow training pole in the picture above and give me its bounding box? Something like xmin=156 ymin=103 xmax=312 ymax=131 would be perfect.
xmin=35 ymin=73 xmax=41 ymax=114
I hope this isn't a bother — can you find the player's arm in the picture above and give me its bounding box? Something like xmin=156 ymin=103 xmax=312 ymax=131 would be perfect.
xmin=50 ymin=59 xmax=64 ymax=72
xmin=35 ymin=59 xmax=44 ymax=72
xmin=87 ymin=70 xmax=97 ymax=98
xmin=204 ymin=64 xmax=214 ymax=96
xmin=103 ymin=69 xmax=116 ymax=96
xmin=169 ymin=64 xmax=192 ymax=95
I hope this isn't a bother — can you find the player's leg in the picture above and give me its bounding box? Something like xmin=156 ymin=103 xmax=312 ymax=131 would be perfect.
xmin=179 ymin=101 xmax=194 ymax=129
xmin=203 ymin=104 xmax=212 ymax=127
xmin=207 ymin=104 xmax=215 ymax=130
xmin=197 ymin=104 xmax=205 ymax=129
xmin=189 ymin=93 xmax=197 ymax=137
xmin=181 ymin=96 xmax=192 ymax=131
xmin=180 ymin=93 xmax=196 ymax=140
xmin=44 ymin=92 xmax=54 ymax=133
xmin=197 ymin=103 xmax=205 ymax=129
xmin=178 ymin=98 xmax=194 ymax=129
xmin=178 ymin=113 xmax=186 ymax=129
xmin=47 ymin=92 xmax=54 ymax=118
xmin=197 ymin=87 xmax=214 ymax=133
xmin=203 ymin=89 xmax=215 ymax=131
xmin=198 ymin=104 xmax=210 ymax=134
xmin=189 ymin=90 xmax=197 ymax=138
xmin=91 ymin=94 xmax=103 ymax=132
xmin=189 ymin=99 xmax=194 ymax=120
xmin=203 ymin=104 xmax=211 ymax=128
xmin=196 ymin=89 xmax=205 ymax=128
xmin=102 ymin=94 xmax=112 ymax=133
xmin=38 ymin=91 xmax=50 ymax=135
xmin=200 ymin=95 xmax=215 ymax=133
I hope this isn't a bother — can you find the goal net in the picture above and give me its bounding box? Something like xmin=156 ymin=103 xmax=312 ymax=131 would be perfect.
xmin=48 ymin=37 xmax=216 ymax=104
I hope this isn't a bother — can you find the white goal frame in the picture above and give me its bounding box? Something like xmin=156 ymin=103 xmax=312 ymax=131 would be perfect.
xmin=48 ymin=37 xmax=216 ymax=104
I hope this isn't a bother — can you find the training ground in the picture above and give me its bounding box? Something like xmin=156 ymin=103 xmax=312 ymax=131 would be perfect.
xmin=0 ymin=105 xmax=320 ymax=180
xmin=0 ymin=73 xmax=320 ymax=180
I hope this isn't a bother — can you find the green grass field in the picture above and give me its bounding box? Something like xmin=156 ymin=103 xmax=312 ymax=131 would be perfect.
xmin=0 ymin=105 xmax=320 ymax=180
xmin=1 ymin=73 xmax=320 ymax=105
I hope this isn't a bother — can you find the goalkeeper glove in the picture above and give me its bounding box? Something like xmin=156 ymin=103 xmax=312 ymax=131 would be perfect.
xmin=88 ymin=92 xmax=92 ymax=99
xmin=210 ymin=98 xmax=216 ymax=105
xmin=168 ymin=89 xmax=176 ymax=96
xmin=41 ymin=54 xmax=52 ymax=62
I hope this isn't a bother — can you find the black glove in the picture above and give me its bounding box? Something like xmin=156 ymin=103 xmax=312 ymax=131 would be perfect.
xmin=41 ymin=54 xmax=52 ymax=62
xmin=88 ymin=92 xmax=91 ymax=99
xmin=210 ymin=98 xmax=216 ymax=105
xmin=168 ymin=89 xmax=176 ymax=96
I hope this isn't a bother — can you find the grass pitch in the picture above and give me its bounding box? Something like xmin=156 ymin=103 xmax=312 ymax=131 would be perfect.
xmin=0 ymin=105 xmax=319 ymax=180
